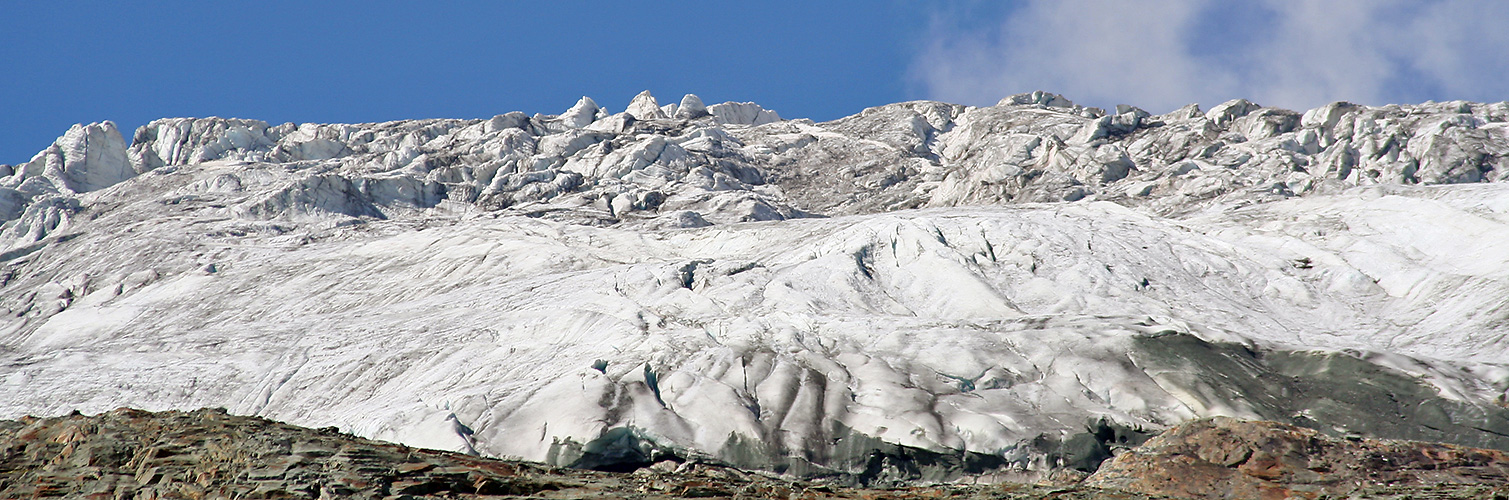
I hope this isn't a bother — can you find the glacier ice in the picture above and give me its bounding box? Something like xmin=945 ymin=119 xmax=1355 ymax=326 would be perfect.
xmin=626 ymin=90 xmax=667 ymax=121
xmin=7 ymin=122 xmax=134 ymax=196
xmin=675 ymin=94 xmax=710 ymax=120
xmin=2 ymin=91 xmax=1509 ymax=478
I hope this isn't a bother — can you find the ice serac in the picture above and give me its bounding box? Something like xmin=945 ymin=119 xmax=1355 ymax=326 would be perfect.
xmin=707 ymin=101 xmax=781 ymax=125
xmin=674 ymin=94 xmax=710 ymax=119
xmin=626 ymin=90 xmax=666 ymax=120
xmin=2 ymin=91 xmax=1509 ymax=482
xmin=559 ymin=96 xmax=605 ymax=129
xmin=128 ymin=118 xmax=279 ymax=169
xmin=8 ymin=122 xmax=133 ymax=194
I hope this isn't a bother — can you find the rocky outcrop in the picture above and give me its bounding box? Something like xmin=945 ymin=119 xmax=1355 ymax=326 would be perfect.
xmin=1086 ymin=417 xmax=1509 ymax=499
xmin=0 ymin=408 xmax=1168 ymax=499
xmin=4 ymin=409 xmax=1505 ymax=499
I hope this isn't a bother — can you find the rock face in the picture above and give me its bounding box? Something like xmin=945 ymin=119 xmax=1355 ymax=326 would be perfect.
xmin=1086 ymin=417 xmax=1509 ymax=499
xmin=3 ymin=408 xmax=561 ymax=499
xmin=2 ymin=91 xmax=1509 ymax=481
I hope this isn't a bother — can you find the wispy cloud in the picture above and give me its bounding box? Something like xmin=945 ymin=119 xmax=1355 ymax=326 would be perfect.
xmin=912 ymin=0 xmax=1509 ymax=113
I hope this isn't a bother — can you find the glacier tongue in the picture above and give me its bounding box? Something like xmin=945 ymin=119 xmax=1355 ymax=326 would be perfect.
xmin=2 ymin=91 xmax=1509 ymax=478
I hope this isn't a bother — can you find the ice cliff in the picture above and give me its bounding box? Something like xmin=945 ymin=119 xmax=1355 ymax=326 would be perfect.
xmin=3 ymin=91 xmax=1508 ymax=479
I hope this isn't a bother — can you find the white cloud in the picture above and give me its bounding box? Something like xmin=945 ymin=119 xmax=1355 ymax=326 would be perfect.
xmin=913 ymin=0 xmax=1509 ymax=113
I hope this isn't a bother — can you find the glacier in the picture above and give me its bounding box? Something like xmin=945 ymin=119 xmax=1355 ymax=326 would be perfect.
xmin=2 ymin=91 xmax=1508 ymax=479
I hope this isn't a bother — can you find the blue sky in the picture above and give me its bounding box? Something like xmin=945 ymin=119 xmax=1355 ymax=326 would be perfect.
xmin=4 ymin=1 xmax=1507 ymax=165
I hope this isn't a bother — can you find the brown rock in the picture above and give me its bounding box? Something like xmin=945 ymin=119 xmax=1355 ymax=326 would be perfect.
xmin=1086 ymin=417 xmax=1509 ymax=499
xmin=6 ymin=409 xmax=1506 ymax=499
xmin=1 ymin=407 xmax=1175 ymax=499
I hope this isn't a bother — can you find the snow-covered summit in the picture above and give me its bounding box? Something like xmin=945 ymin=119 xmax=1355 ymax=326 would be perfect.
xmin=2 ymin=91 xmax=1508 ymax=480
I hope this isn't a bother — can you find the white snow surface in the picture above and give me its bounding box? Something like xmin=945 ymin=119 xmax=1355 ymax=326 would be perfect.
xmin=2 ymin=91 xmax=1508 ymax=468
